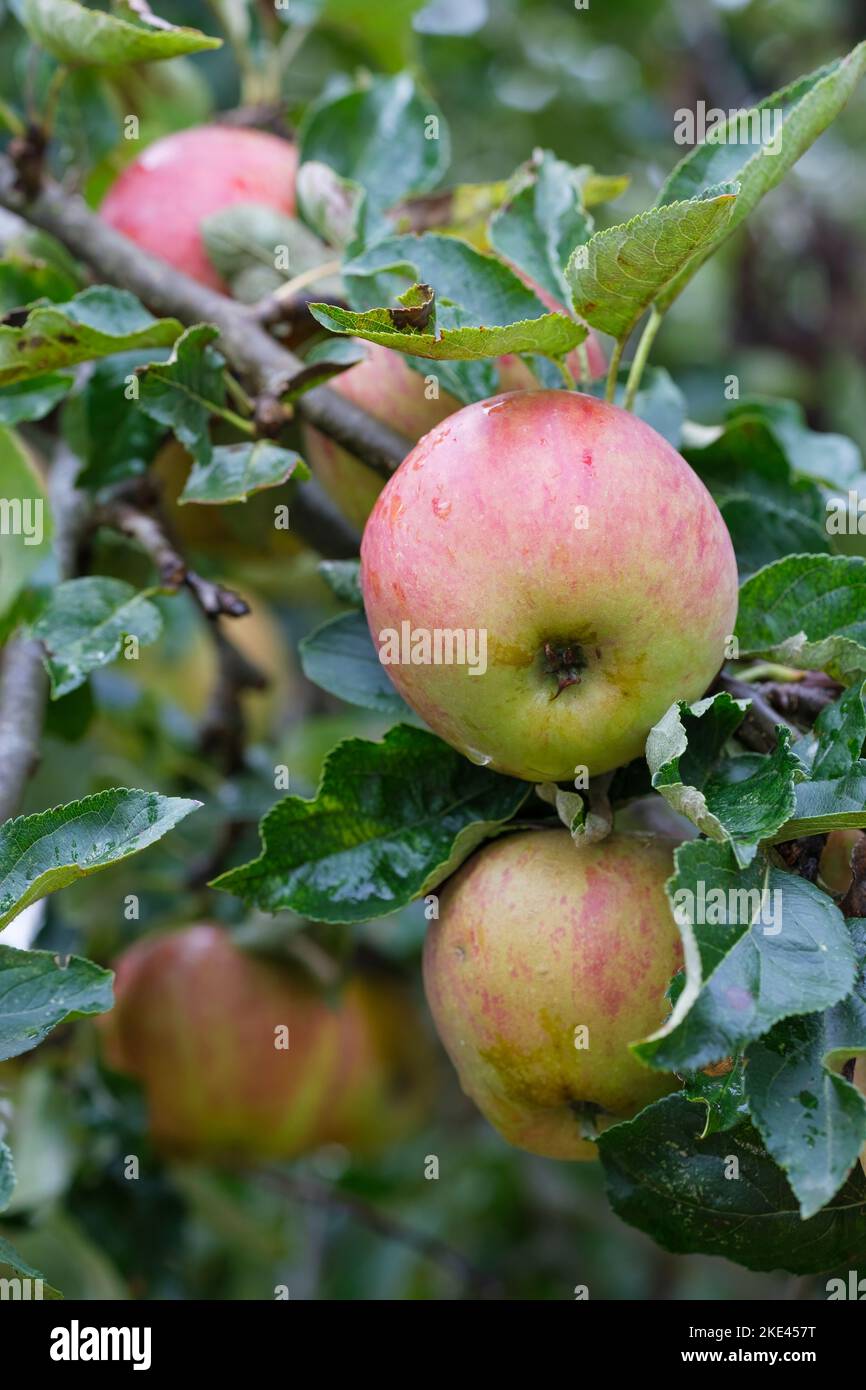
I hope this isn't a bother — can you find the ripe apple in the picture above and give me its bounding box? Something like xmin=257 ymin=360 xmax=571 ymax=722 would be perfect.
xmin=423 ymin=829 xmax=682 ymax=1160
xmin=101 ymin=125 xmax=298 ymax=290
xmin=361 ymin=389 xmax=739 ymax=782
xmin=102 ymin=924 xmax=434 ymax=1161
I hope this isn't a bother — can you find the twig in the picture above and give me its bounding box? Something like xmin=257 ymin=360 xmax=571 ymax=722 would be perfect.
xmin=0 ymin=154 xmax=411 ymax=485
xmin=261 ymin=1169 xmax=502 ymax=1299
xmin=712 ymin=673 xmax=798 ymax=753
xmin=775 ymin=834 xmax=827 ymax=884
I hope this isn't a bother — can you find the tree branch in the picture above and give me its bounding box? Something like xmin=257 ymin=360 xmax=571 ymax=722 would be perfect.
xmin=712 ymin=673 xmax=798 ymax=753
xmin=0 ymin=154 xmax=410 ymax=485
xmin=0 ymin=444 xmax=88 ymax=822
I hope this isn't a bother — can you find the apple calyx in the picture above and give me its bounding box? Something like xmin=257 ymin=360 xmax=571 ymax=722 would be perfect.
xmin=542 ymin=639 xmax=588 ymax=697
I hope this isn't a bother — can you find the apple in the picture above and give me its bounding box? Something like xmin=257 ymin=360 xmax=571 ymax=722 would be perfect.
xmin=422 ymin=829 xmax=682 ymax=1160
xmin=819 ymin=829 xmax=864 ymax=896
xmin=101 ymin=125 xmax=298 ymax=290
xmin=361 ymin=389 xmax=739 ymax=782
xmin=101 ymin=924 xmax=434 ymax=1161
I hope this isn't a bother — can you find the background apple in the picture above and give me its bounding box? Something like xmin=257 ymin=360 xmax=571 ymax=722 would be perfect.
xmin=100 ymin=125 xmax=298 ymax=290
xmin=423 ymin=829 xmax=682 ymax=1160
xmin=102 ymin=924 xmax=435 ymax=1161
xmin=818 ymin=828 xmax=864 ymax=895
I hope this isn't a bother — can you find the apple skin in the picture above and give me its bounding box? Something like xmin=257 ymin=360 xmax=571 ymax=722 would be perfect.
xmin=423 ymin=829 xmax=682 ymax=1160
xmin=101 ymin=126 xmax=298 ymax=290
xmin=361 ymin=389 xmax=739 ymax=782
xmin=101 ymin=924 xmax=434 ymax=1161
xmin=819 ymin=829 xmax=864 ymax=896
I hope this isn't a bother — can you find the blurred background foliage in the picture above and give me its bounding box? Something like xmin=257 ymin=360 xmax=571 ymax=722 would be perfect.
xmin=1 ymin=0 xmax=864 ymax=1300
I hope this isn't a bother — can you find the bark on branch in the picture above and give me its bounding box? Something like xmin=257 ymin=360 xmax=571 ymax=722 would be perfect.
xmin=0 ymin=154 xmax=411 ymax=482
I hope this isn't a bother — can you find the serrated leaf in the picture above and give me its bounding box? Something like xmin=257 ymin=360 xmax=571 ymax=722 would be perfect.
xmin=317 ymin=559 xmax=362 ymax=607
xmin=656 ymin=42 xmax=866 ymax=309
xmin=772 ymin=765 xmax=866 ymax=838
xmin=213 ymin=724 xmax=528 ymax=924
xmin=736 ymin=554 xmax=866 ymax=682
xmin=811 ymin=679 xmax=866 ymax=779
xmin=0 ymin=287 xmax=182 ymax=387
xmin=135 ymin=324 xmax=225 ymax=467
xmin=720 ymin=495 xmax=831 ymax=578
xmin=489 ymin=149 xmax=593 ymax=305
xmin=565 ymin=188 xmax=737 ymax=342
xmin=0 ymin=1235 xmax=62 ymax=1297
xmin=745 ymin=923 xmax=866 ymax=1218
xmin=309 ymin=297 xmax=583 ymax=362
xmin=635 ymin=839 xmax=856 ymax=1073
xmin=299 ymin=610 xmax=412 ymax=715
xmin=64 ymin=349 xmax=169 ymax=492
xmin=21 ymin=0 xmax=221 ymax=66
xmin=599 ymin=1094 xmax=866 ymax=1275
xmin=32 ymin=576 xmax=162 ymax=698
xmin=0 ymin=945 xmax=113 ymax=1060
xmin=179 ymin=441 xmax=309 ymax=505
xmin=646 ymin=694 xmax=800 ymax=866
xmin=299 ymin=72 xmax=449 ymax=215
xmin=0 ymin=788 xmax=200 ymax=932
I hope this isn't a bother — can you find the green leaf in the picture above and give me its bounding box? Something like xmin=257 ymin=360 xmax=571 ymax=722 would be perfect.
xmin=656 ymin=42 xmax=866 ymax=310
xmin=0 ymin=1235 xmax=62 ymax=1297
xmin=309 ymin=297 xmax=583 ymax=362
xmin=295 ymin=162 xmax=367 ymax=252
xmin=135 ymin=324 xmax=225 ymax=467
xmin=200 ymin=204 xmax=340 ymax=305
xmin=0 ymin=428 xmax=52 ymax=622
xmin=646 ymin=694 xmax=800 ymax=866
xmin=489 ymin=149 xmax=592 ymax=305
xmin=0 ymin=1143 xmax=13 ymax=1211
xmin=0 ymin=249 xmax=79 ymax=316
xmin=317 ymin=559 xmax=362 ymax=607
xmin=0 ymin=287 xmax=182 ymax=387
xmin=0 ymin=373 xmax=74 ymax=426
xmin=213 ymin=725 xmax=529 ymax=924
xmin=0 ymin=788 xmax=200 ymax=932
xmin=32 ymin=576 xmax=162 ymax=698
xmin=565 ymin=188 xmax=737 ymax=342
xmin=682 ymin=1056 xmax=749 ymax=1137
xmin=180 ymin=442 xmax=309 ymax=505
xmin=772 ymin=765 xmax=866 ymax=838
xmin=745 ymin=923 xmax=866 ymax=1219
xmin=299 ymin=610 xmax=412 ymax=715
xmin=599 ymin=1094 xmax=866 ymax=1275
xmin=719 ymin=495 xmax=831 ymax=579
xmin=299 ymin=72 xmax=449 ymax=214
xmin=0 ymin=945 xmax=113 ymax=1060
xmin=635 ymin=839 xmax=856 ymax=1073
xmin=20 ymin=0 xmax=221 ymax=66
xmin=736 ymin=554 xmax=866 ymax=682
xmin=811 ymin=679 xmax=866 ymax=778
xmin=728 ymin=397 xmax=863 ymax=491
xmin=64 ymin=350 xmax=168 ymax=492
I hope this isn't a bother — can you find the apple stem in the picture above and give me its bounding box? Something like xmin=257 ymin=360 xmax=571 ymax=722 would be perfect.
xmin=623 ymin=307 xmax=663 ymax=411
xmin=604 ymin=341 xmax=623 ymax=402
